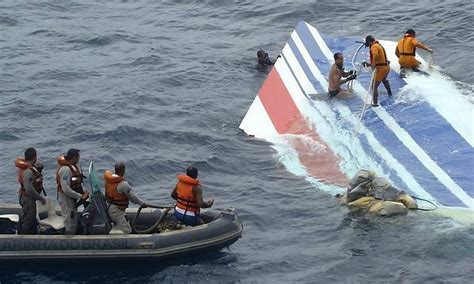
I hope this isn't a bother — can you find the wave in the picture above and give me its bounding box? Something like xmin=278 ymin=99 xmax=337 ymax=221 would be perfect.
xmin=29 ymin=70 xmax=101 ymax=81
xmin=0 ymin=16 xmax=18 ymax=27
xmin=0 ymin=131 xmax=20 ymax=142
xmin=66 ymin=33 xmax=140 ymax=49
xmin=130 ymin=55 xmax=162 ymax=66
xmin=27 ymin=29 xmax=66 ymax=38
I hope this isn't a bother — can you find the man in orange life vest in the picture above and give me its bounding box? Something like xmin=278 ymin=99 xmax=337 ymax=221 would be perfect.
xmin=395 ymin=29 xmax=433 ymax=77
xmin=15 ymin=147 xmax=46 ymax=234
xmin=362 ymin=35 xmax=393 ymax=107
xmin=170 ymin=166 xmax=214 ymax=226
xmin=56 ymin=148 xmax=89 ymax=235
xmin=104 ymin=162 xmax=147 ymax=234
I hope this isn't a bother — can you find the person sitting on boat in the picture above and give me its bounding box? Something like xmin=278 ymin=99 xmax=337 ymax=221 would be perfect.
xmin=170 ymin=166 xmax=214 ymax=226
xmin=15 ymin=147 xmax=46 ymax=234
xmin=361 ymin=35 xmax=393 ymax=107
xmin=56 ymin=149 xmax=89 ymax=235
xmin=395 ymin=29 xmax=433 ymax=77
xmin=257 ymin=49 xmax=279 ymax=67
xmin=328 ymin=52 xmax=357 ymax=99
xmin=336 ymin=169 xmax=417 ymax=216
xmin=104 ymin=162 xmax=148 ymax=234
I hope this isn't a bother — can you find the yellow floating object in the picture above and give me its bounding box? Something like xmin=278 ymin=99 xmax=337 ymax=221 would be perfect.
xmin=348 ymin=196 xmax=410 ymax=216
xmin=399 ymin=193 xmax=418 ymax=209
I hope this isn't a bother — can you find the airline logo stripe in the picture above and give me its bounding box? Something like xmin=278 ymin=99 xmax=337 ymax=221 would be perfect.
xmin=287 ymin=37 xmax=326 ymax=94
xmin=257 ymin=66 xmax=348 ymax=186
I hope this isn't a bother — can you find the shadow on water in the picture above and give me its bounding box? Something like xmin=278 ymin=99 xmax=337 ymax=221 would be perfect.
xmin=1 ymin=250 xmax=237 ymax=282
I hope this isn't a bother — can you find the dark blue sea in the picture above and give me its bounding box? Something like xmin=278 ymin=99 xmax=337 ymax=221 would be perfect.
xmin=1 ymin=0 xmax=473 ymax=282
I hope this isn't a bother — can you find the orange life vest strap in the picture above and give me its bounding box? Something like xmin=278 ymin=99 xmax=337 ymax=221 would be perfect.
xmin=370 ymin=41 xmax=389 ymax=67
xmin=177 ymin=197 xmax=200 ymax=209
xmin=378 ymin=43 xmax=388 ymax=65
xmin=105 ymin=197 xmax=129 ymax=210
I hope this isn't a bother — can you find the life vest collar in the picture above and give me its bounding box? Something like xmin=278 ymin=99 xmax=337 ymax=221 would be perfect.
xmin=57 ymin=155 xmax=72 ymax=166
xmin=177 ymin=174 xmax=200 ymax=185
xmin=15 ymin=157 xmax=31 ymax=170
xmin=104 ymin=170 xmax=125 ymax=184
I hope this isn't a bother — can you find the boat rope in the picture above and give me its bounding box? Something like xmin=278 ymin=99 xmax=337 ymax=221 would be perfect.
xmin=428 ymin=52 xmax=434 ymax=69
xmin=132 ymin=205 xmax=173 ymax=234
xmin=409 ymin=195 xmax=438 ymax=211
xmin=348 ymin=42 xmax=365 ymax=90
xmin=355 ymin=68 xmax=376 ymax=134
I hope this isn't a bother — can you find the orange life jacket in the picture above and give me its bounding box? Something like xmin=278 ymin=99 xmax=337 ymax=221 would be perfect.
xmin=370 ymin=41 xmax=389 ymax=67
xmin=104 ymin=170 xmax=129 ymax=209
xmin=15 ymin=158 xmax=43 ymax=197
xmin=397 ymin=34 xmax=417 ymax=57
xmin=175 ymin=174 xmax=200 ymax=214
xmin=55 ymin=155 xmax=84 ymax=194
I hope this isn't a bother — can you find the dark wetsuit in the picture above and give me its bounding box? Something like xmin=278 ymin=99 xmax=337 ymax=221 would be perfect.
xmin=258 ymin=56 xmax=274 ymax=66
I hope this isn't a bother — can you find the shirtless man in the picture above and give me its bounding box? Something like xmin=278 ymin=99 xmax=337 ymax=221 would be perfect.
xmin=328 ymin=53 xmax=357 ymax=99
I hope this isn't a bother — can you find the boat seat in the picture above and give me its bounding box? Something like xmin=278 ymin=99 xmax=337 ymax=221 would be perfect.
xmin=0 ymin=214 xmax=19 ymax=223
xmin=36 ymin=197 xmax=65 ymax=230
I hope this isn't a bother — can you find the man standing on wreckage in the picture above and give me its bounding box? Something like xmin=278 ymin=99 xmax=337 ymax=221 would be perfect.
xmin=362 ymin=35 xmax=393 ymax=107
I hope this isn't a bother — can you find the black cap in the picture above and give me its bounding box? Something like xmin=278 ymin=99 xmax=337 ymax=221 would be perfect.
xmin=406 ymin=29 xmax=416 ymax=35
xmin=66 ymin=148 xmax=80 ymax=160
xmin=365 ymin=35 xmax=375 ymax=47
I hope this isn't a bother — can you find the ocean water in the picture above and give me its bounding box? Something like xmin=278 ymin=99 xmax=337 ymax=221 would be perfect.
xmin=0 ymin=0 xmax=473 ymax=282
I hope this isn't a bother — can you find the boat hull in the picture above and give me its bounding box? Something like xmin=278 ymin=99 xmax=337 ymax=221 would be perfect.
xmin=0 ymin=205 xmax=243 ymax=261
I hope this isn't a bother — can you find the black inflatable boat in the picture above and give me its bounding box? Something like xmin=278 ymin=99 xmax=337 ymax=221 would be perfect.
xmin=0 ymin=162 xmax=242 ymax=261
xmin=0 ymin=205 xmax=242 ymax=261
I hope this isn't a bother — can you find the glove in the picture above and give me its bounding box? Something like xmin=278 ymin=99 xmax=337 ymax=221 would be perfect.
xmin=349 ymin=70 xmax=355 ymax=75
xmin=81 ymin=191 xmax=90 ymax=200
xmin=347 ymin=74 xmax=357 ymax=81
xmin=361 ymin=62 xmax=370 ymax=67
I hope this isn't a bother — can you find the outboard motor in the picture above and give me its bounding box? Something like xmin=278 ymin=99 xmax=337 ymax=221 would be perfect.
xmin=82 ymin=190 xmax=112 ymax=235
xmin=82 ymin=162 xmax=112 ymax=235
